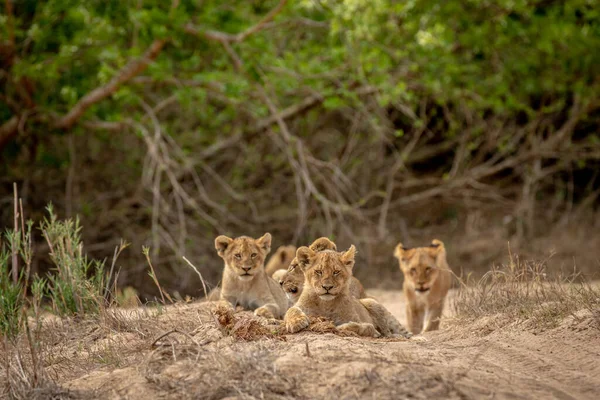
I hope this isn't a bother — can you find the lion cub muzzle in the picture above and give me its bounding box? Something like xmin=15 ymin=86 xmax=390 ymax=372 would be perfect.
xmin=239 ymin=265 xmax=254 ymax=280
xmin=415 ymin=284 xmax=430 ymax=294
xmin=316 ymin=281 xmax=338 ymax=301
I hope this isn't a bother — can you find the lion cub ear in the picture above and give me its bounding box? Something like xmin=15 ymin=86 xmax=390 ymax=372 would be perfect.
xmin=215 ymin=235 xmax=233 ymax=258
xmin=430 ymin=239 xmax=445 ymax=253
xmin=393 ymin=243 xmax=405 ymax=260
xmin=296 ymin=246 xmax=316 ymax=272
xmin=341 ymin=245 xmax=356 ymax=270
xmin=256 ymin=233 xmax=272 ymax=254
xmin=287 ymin=257 xmax=299 ymax=272
xmin=309 ymin=237 xmax=337 ymax=252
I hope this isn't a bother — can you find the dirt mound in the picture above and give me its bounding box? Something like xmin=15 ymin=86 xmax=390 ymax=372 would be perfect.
xmin=22 ymin=290 xmax=600 ymax=399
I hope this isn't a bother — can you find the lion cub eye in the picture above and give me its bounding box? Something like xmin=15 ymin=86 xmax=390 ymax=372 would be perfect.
xmin=333 ymin=270 xmax=341 ymax=276
xmin=410 ymin=268 xmax=417 ymax=275
xmin=234 ymin=253 xmax=242 ymax=260
xmin=425 ymin=267 xmax=432 ymax=274
xmin=251 ymin=253 xmax=257 ymax=259
xmin=315 ymin=270 xmax=323 ymax=276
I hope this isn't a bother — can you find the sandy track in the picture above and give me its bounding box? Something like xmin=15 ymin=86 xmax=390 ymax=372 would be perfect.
xmin=63 ymin=290 xmax=600 ymax=399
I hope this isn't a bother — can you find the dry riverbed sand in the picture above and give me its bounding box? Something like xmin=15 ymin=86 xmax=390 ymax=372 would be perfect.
xmin=32 ymin=289 xmax=600 ymax=399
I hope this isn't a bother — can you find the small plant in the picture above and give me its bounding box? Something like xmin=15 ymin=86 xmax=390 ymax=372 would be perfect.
xmin=143 ymin=246 xmax=173 ymax=304
xmin=0 ymin=244 xmax=25 ymax=339
xmin=0 ymin=217 xmax=36 ymax=339
xmin=41 ymin=204 xmax=111 ymax=316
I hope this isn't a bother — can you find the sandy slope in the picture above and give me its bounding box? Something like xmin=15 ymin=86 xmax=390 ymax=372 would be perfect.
xmin=60 ymin=290 xmax=600 ymax=399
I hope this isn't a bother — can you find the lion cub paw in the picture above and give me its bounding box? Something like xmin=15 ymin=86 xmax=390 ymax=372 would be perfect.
xmin=254 ymin=306 xmax=275 ymax=319
xmin=286 ymin=316 xmax=310 ymax=333
xmin=337 ymin=322 xmax=380 ymax=338
xmin=284 ymin=307 xmax=310 ymax=333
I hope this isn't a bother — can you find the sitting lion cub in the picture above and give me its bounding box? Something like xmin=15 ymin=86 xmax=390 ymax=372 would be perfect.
xmin=284 ymin=245 xmax=411 ymax=338
xmin=394 ymin=239 xmax=451 ymax=334
xmin=215 ymin=233 xmax=288 ymax=319
xmin=279 ymin=237 xmax=366 ymax=305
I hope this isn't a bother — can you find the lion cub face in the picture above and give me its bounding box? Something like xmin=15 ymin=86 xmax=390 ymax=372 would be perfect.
xmin=296 ymin=245 xmax=356 ymax=301
xmin=215 ymin=233 xmax=271 ymax=281
xmin=279 ymin=237 xmax=338 ymax=303
xmin=280 ymin=259 xmax=303 ymax=303
xmin=394 ymin=239 xmax=445 ymax=294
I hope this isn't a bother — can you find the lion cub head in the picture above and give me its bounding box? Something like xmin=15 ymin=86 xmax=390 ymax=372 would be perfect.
xmin=215 ymin=233 xmax=271 ymax=281
xmin=394 ymin=239 xmax=446 ymax=294
xmin=279 ymin=237 xmax=338 ymax=303
xmin=280 ymin=258 xmax=303 ymax=303
xmin=295 ymin=243 xmax=356 ymax=301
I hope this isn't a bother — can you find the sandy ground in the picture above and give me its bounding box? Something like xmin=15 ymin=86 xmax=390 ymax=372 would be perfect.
xmin=52 ymin=289 xmax=600 ymax=399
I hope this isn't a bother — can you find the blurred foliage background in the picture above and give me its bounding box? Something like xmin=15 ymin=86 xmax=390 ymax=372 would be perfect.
xmin=1 ymin=0 xmax=599 ymax=298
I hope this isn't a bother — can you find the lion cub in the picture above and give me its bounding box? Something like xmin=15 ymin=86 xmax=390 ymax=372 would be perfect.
xmin=284 ymin=245 xmax=411 ymax=338
xmin=279 ymin=237 xmax=366 ymax=305
xmin=394 ymin=239 xmax=451 ymax=334
xmin=215 ymin=233 xmax=288 ymax=319
xmin=265 ymin=245 xmax=297 ymax=277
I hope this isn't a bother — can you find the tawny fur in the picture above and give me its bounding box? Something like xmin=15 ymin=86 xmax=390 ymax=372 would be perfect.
xmin=284 ymin=245 xmax=410 ymax=338
xmin=271 ymin=268 xmax=287 ymax=283
xmin=205 ymin=287 xmax=221 ymax=301
xmin=280 ymin=260 xmax=366 ymax=305
xmin=265 ymin=245 xmax=297 ymax=277
xmin=215 ymin=233 xmax=288 ymax=319
xmin=394 ymin=239 xmax=452 ymax=334
xmin=279 ymin=237 xmax=366 ymax=305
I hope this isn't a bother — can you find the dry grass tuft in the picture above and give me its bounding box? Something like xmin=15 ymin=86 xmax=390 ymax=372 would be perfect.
xmin=212 ymin=305 xmax=284 ymax=341
xmin=230 ymin=317 xmax=284 ymax=341
xmin=211 ymin=305 xmax=359 ymax=339
xmin=452 ymin=252 xmax=600 ymax=332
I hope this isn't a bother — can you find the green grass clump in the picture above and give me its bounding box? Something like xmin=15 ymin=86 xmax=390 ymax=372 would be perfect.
xmin=41 ymin=204 xmax=110 ymax=317
xmin=0 ymin=221 xmax=35 ymax=339
xmin=0 ymin=247 xmax=24 ymax=339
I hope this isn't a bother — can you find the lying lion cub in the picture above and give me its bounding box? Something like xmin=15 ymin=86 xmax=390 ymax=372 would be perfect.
xmin=394 ymin=239 xmax=451 ymax=334
xmin=279 ymin=237 xmax=366 ymax=305
xmin=265 ymin=245 xmax=297 ymax=277
xmin=284 ymin=245 xmax=411 ymax=338
xmin=215 ymin=233 xmax=288 ymax=319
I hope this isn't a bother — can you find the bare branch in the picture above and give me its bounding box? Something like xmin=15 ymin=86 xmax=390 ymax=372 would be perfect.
xmin=221 ymin=40 xmax=244 ymax=72
xmin=183 ymin=24 xmax=236 ymax=42
xmin=250 ymin=86 xmax=376 ymax=134
xmin=54 ymin=39 xmax=167 ymax=130
xmin=4 ymin=0 xmax=15 ymax=57
xmin=235 ymin=0 xmax=288 ymax=42
xmin=184 ymin=0 xmax=288 ymax=44
xmin=0 ymin=116 xmax=19 ymax=148
xmin=12 ymin=182 xmax=19 ymax=284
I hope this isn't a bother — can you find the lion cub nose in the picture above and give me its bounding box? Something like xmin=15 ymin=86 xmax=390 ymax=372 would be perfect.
xmin=242 ymin=266 xmax=252 ymax=272
xmin=322 ymin=284 xmax=334 ymax=291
